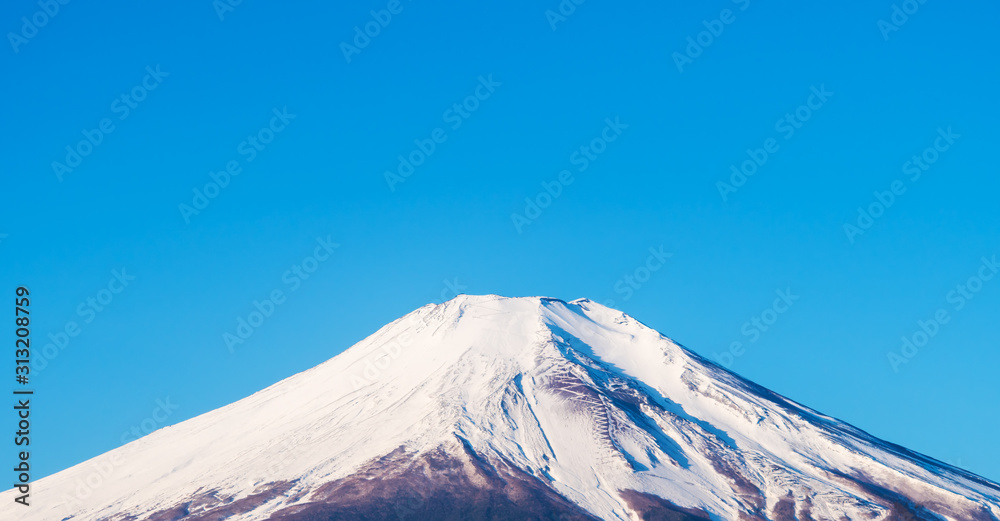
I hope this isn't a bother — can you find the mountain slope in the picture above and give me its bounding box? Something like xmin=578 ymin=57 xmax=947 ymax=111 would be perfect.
xmin=5 ymin=295 xmax=998 ymax=521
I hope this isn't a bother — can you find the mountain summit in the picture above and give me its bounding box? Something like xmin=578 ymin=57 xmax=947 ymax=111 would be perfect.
xmin=7 ymin=295 xmax=999 ymax=520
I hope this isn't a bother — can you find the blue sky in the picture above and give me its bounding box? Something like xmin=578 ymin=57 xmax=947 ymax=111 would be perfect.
xmin=2 ymin=0 xmax=998 ymax=482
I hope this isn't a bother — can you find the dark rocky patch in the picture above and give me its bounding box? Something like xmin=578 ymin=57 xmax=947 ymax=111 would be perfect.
xmin=145 ymin=502 xmax=190 ymax=521
xmin=796 ymin=496 xmax=817 ymax=521
xmin=704 ymin=449 xmax=766 ymax=516
xmin=141 ymin=481 xmax=294 ymax=521
xmin=618 ymin=489 xmax=711 ymax=520
xmin=264 ymin=439 xmax=599 ymax=521
xmin=827 ymin=469 xmax=991 ymax=521
xmin=770 ymin=494 xmax=797 ymax=521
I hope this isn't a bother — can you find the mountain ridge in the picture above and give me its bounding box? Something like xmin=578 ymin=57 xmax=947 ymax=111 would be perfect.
xmin=4 ymin=294 xmax=997 ymax=521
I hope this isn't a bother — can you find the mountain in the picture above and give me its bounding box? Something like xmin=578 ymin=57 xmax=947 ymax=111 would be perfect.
xmin=5 ymin=295 xmax=998 ymax=521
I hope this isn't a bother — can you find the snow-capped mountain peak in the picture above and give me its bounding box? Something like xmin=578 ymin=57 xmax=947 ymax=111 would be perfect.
xmin=6 ymin=295 xmax=998 ymax=521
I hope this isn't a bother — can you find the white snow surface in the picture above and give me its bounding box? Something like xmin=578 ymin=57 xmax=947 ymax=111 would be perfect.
xmin=4 ymin=295 xmax=998 ymax=521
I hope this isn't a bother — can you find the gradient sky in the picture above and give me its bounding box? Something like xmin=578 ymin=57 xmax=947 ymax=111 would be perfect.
xmin=2 ymin=0 xmax=998 ymax=483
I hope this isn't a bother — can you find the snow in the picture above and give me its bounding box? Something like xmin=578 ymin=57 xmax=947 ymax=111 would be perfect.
xmin=3 ymin=294 xmax=997 ymax=521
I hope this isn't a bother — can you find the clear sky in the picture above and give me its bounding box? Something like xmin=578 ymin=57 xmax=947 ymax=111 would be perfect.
xmin=2 ymin=0 xmax=998 ymax=482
